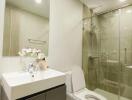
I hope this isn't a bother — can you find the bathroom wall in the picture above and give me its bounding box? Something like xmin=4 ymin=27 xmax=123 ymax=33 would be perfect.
xmin=49 ymin=0 xmax=83 ymax=71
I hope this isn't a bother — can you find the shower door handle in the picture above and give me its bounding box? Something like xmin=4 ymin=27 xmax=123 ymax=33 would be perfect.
xmin=124 ymin=48 xmax=127 ymax=64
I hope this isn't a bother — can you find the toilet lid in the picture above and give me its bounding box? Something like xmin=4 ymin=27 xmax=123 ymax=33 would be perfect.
xmin=65 ymin=71 xmax=73 ymax=93
xmin=73 ymin=88 xmax=106 ymax=100
xmin=71 ymin=67 xmax=86 ymax=92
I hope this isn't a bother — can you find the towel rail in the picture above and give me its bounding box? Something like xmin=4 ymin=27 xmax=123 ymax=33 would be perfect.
xmin=28 ymin=39 xmax=46 ymax=45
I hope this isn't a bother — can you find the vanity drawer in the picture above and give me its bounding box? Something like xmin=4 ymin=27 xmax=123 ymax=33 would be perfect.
xmin=25 ymin=93 xmax=45 ymax=100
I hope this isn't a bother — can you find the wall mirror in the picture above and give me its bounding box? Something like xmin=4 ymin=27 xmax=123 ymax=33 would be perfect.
xmin=3 ymin=0 xmax=50 ymax=56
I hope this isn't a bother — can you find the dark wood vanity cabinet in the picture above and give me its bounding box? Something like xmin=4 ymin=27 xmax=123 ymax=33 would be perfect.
xmin=46 ymin=84 xmax=66 ymax=100
xmin=17 ymin=84 xmax=66 ymax=100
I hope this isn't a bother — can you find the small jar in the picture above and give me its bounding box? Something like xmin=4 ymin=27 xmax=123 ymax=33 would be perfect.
xmin=36 ymin=58 xmax=48 ymax=70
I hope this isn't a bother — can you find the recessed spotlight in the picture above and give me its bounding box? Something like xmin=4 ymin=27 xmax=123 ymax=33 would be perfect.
xmin=119 ymin=0 xmax=127 ymax=3
xmin=35 ymin=0 xmax=42 ymax=4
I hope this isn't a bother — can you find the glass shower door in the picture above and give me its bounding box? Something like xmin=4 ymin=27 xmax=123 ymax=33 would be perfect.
xmin=120 ymin=5 xmax=132 ymax=100
xmin=83 ymin=5 xmax=132 ymax=100
xmin=93 ymin=10 xmax=121 ymax=100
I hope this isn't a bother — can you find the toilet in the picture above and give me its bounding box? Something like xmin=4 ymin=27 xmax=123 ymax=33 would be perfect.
xmin=65 ymin=67 xmax=107 ymax=100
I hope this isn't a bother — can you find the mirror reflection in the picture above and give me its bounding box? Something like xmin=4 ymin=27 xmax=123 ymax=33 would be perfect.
xmin=3 ymin=0 xmax=49 ymax=56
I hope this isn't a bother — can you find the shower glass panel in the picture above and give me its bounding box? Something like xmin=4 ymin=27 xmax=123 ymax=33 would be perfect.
xmin=120 ymin=6 xmax=132 ymax=99
xmin=83 ymin=5 xmax=132 ymax=100
xmin=93 ymin=10 xmax=121 ymax=100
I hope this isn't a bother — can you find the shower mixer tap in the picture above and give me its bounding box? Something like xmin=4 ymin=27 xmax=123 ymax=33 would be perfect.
xmin=89 ymin=56 xmax=99 ymax=60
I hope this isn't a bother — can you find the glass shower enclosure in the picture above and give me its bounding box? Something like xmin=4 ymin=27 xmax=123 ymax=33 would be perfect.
xmin=83 ymin=5 xmax=132 ymax=100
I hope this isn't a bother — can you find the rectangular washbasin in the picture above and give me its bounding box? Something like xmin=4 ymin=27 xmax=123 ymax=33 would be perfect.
xmin=1 ymin=68 xmax=66 ymax=100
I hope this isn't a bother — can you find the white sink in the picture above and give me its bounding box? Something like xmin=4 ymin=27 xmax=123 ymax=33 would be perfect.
xmin=1 ymin=68 xmax=66 ymax=100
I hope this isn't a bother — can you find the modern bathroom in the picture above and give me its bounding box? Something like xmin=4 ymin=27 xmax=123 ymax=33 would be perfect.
xmin=0 ymin=0 xmax=132 ymax=100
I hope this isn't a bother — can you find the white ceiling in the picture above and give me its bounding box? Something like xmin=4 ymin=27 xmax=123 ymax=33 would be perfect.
xmin=80 ymin=0 xmax=132 ymax=14
xmin=6 ymin=0 xmax=50 ymax=18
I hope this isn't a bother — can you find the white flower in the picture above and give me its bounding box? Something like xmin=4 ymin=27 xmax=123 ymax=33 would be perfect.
xmin=32 ymin=48 xmax=38 ymax=53
xmin=22 ymin=48 xmax=27 ymax=52
xmin=26 ymin=48 xmax=32 ymax=53
xmin=37 ymin=53 xmax=45 ymax=59
xmin=18 ymin=48 xmax=45 ymax=59
xmin=18 ymin=51 xmax=26 ymax=56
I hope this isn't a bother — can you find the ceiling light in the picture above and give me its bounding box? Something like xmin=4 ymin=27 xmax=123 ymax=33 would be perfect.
xmin=126 ymin=10 xmax=132 ymax=13
xmin=35 ymin=0 xmax=42 ymax=4
xmin=119 ymin=0 xmax=127 ymax=3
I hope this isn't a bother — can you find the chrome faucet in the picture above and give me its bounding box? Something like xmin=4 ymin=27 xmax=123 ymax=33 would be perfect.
xmin=27 ymin=63 xmax=37 ymax=77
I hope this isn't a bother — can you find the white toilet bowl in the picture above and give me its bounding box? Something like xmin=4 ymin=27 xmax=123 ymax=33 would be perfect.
xmin=65 ymin=67 xmax=107 ymax=100
xmin=73 ymin=88 xmax=106 ymax=100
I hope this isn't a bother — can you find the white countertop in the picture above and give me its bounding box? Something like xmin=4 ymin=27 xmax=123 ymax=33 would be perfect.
xmin=1 ymin=68 xmax=66 ymax=100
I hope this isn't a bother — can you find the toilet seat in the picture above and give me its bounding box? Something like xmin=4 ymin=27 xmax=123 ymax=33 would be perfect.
xmin=73 ymin=88 xmax=106 ymax=100
xmin=65 ymin=67 xmax=107 ymax=100
xmin=85 ymin=94 xmax=100 ymax=100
